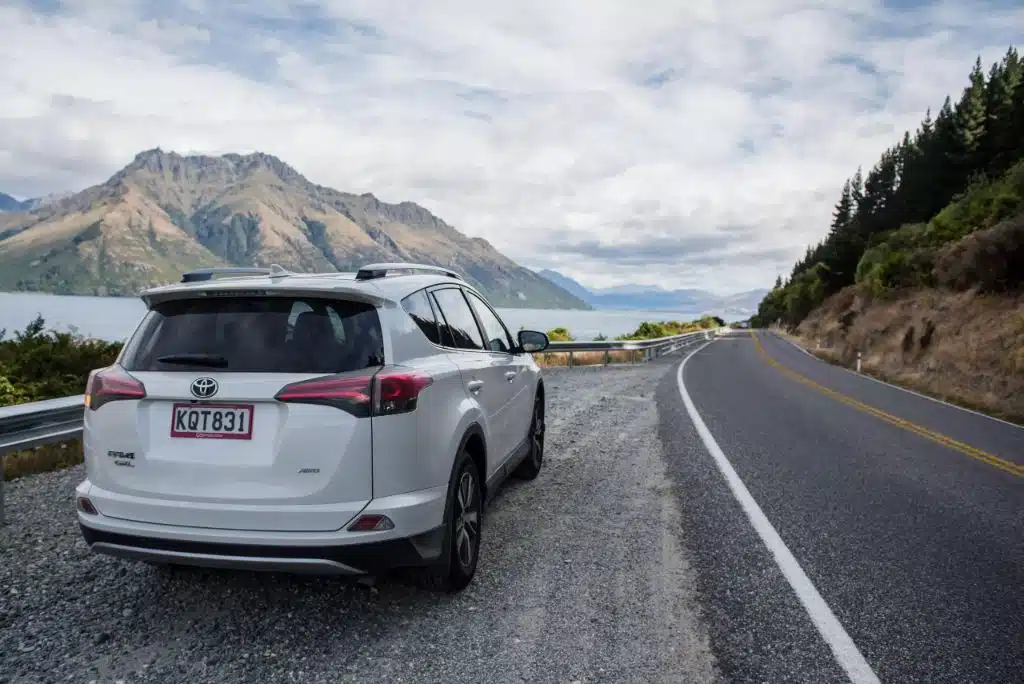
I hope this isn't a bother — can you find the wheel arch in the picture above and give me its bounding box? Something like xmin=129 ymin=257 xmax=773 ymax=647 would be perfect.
xmin=457 ymin=423 xmax=488 ymax=501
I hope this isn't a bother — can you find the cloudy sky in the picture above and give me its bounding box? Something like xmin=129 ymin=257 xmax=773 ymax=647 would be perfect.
xmin=1 ymin=0 xmax=1021 ymax=294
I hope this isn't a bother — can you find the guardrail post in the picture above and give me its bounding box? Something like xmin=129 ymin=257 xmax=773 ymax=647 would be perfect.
xmin=603 ymin=350 xmax=610 ymax=366
xmin=1 ymin=454 xmax=5 ymax=526
xmin=568 ymin=351 xmax=574 ymax=368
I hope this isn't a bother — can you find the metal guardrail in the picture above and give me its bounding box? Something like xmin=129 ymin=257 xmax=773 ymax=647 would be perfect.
xmin=0 ymin=327 xmax=724 ymax=524
xmin=0 ymin=395 xmax=85 ymax=524
xmin=543 ymin=328 xmax=721 ymax=367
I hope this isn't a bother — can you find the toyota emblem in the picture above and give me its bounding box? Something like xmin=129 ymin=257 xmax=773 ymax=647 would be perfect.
xmin=190 ymin=377 xmax=219 ymax=399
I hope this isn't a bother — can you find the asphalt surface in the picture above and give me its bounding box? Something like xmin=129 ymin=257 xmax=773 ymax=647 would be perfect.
xmin=0 ymin=359 xmax=720 ymax=684
xmin=2 ymin=334 xmax=1021 ymax=683
xmin=666 ymin=332 xmax=1023 ymax=683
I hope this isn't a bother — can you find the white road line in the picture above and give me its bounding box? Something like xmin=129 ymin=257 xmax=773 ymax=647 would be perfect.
xmin=772 ymin=333 xmax=1023 ymax=430
xmin=677 ymin=343 xmax=881 ymax=684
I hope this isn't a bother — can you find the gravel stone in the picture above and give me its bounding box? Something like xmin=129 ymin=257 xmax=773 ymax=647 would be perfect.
xmin=0 ymin=359 xmax=721 ymax=684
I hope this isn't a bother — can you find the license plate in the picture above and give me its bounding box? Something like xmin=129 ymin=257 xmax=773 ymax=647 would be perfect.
xmin=170 ymin=403 xmax=254 ymax=440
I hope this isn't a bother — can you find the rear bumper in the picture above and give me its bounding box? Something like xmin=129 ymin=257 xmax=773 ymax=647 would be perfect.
xmin=78 ymin=524 xmax=445 ymax=575
xmin=75 ymin=479 xmax=449 ymax=575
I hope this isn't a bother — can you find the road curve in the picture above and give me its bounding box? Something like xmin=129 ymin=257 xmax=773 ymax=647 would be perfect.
xmin=2 ymin=336 xmax=1021 ymax=683
xmin=0 ymin=361 xmax=720 ymax=684
xmin=662 ymin=332 xmax=1023 ymax=683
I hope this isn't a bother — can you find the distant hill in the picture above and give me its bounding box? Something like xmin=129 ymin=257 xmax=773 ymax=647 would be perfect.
xmin=536 ymin=269 xmax=767 ymax=314
xmin=535 ymin=269 xmax=595 ymax=303
xmin=0 ymin=191 xmax=72 ymax=213
xmin=0 ymin=149 xmax=591 ymax=309
xmin=0 ymin=192 xmax=27 ymax=212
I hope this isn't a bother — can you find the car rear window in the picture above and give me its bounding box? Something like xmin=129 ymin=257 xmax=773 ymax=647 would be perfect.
xmin=121 ymin=296 xmax=384 ymax=373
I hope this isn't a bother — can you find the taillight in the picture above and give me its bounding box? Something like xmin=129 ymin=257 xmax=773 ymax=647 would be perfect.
xmin=84 ymin=366 xmax=146 ymax=411
xmin=274 ymin=375 xmax=373 ymax=417
xmin=274 ymin=368 xmax=432 ymax=417
xmin=374 ymin=369 xmax=433 ymax=416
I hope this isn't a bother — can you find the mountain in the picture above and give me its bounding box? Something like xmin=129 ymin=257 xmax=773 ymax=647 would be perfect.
xmin=0 ymin=191 xmax=71 ymax=212
xmin=0 ymin=192 xmax=27 ymax=212
xmin=0 ymin=149 xmax=591 ymax=309
xmin=19 ymin=192 xmax=74 ymax=211
xmin=536 ymin=269 xmax=767 ymax=313
xmin=535 ymin=269 xmax=595 ymax=304
xmin=715 ymin=288 xmax=772 ymax=314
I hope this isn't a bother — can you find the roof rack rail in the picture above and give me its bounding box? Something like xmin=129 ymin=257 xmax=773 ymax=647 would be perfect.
xmin=181 ymin=264 xmax=292 ymax=283
xmin=355 ymin=262 xmax=464 ymax=281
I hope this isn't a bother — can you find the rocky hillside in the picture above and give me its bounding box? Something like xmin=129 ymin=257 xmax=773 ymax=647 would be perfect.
xmin=794 ymin=218 xmax=1024 ymax=422
xmin=0 ymin=149 xmax=591 ymax=309
xmin=752 ymin=48 xmax=1024 ymax=419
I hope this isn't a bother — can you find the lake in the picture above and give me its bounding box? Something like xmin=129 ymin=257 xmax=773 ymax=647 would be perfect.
xmin=0 ymin=291 xmax=722 ymax=342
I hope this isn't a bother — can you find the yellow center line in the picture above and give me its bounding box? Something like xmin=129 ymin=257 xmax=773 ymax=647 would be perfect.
xmin=750 ymin=331 xmax=1024 ymax=479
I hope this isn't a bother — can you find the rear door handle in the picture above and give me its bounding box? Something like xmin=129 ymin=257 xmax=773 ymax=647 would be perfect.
xmin=467 ymin=379 xmax=484 ymax=393
xmin=504 ymin=371 xmax=517 ymax=381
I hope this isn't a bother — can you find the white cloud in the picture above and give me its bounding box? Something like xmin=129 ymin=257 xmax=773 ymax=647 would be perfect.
xmin=0 ymin=0 xmax=1022 ymax=294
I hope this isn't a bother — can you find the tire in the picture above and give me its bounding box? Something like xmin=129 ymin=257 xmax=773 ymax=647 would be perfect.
xmin=416 ymin=449 xmax=482 ymax=592
xmin=513 ymin=392 xmax=544 ymax=480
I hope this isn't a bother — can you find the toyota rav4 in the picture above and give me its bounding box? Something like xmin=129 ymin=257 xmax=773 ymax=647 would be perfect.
xmin=75 ymin=262 xmax=550 ymax=592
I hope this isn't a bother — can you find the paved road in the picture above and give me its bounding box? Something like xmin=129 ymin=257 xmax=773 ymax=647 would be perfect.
xmin=0 ymin=359 xmax=720 ymax=684
xmin=2 ymin=334 xmax=1021 ymax=683
xmin=663 ymin=331 xmax=1023 ymax=683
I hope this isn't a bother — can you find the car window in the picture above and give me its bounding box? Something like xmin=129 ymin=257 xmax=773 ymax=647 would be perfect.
xmin=430 ymin=288 xmax=485 ymax=351
xmin=121 ymin=296 xmax=384 ymax=373
xmin=401 ymin=289 xmax=442 ymax=345
xmin=465 ymin=290 xmax=513 ymax=353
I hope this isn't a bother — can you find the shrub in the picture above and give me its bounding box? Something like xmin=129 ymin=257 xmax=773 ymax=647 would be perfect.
xmin=927 ymin=160 xmax=1024 ymax=244
xmin=614 ymin=317 xmax=717 ymax=341
xmin=933 ymin=213 xmax=1024 ymax=293
xmin=0 ymin=315 xmax=123 ymax=407
xmin=546 ymin=327 xmax=575 ymax=342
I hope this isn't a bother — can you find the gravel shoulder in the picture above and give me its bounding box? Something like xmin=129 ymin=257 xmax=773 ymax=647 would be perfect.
xmin=0 ymin=361 xmax=720 ymax=684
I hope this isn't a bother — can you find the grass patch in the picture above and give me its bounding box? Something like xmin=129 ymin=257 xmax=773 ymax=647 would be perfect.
xmin=3 ymin=439 xmax=84 ymax=480
xmin=533 ymin=350 xmax=639 ymax=368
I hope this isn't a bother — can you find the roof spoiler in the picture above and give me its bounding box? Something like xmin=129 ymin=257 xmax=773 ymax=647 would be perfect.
xmin=355 ymin=262 xmax=463 ymax=281
xmin=181 ymin=264 xmax=292 ymax=283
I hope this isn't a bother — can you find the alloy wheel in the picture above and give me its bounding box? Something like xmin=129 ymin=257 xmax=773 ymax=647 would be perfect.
xmin=453 ymin=470 xmax=479 ymax=571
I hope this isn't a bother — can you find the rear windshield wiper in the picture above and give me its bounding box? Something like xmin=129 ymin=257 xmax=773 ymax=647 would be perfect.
xmin=155 ymin=353 xmax=230 ymax=368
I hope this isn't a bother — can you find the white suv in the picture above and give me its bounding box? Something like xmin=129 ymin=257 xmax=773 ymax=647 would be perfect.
xmin=75 ymin=262 xmax=550 ymax=592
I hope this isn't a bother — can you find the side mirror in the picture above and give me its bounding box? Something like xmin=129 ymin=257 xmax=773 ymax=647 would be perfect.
xmin=517 ymin=330 xmax=549 ymax=353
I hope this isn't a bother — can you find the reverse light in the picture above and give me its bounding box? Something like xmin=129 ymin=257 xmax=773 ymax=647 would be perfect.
xmin=347 ymin=514 xmax=395 ymax=532
xmin=84 ymin=366 xmax=146 ymax=411
xmin=274 ymin=368 xmax=432 ymax=417
xmin=77 ymin=497 xmax=98 ymax=515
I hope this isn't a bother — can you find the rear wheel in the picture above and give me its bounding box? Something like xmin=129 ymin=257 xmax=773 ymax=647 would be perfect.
xmin=513 ymin=392 xmax=544 ymax=480
xmin=416 ymin=449 xmax=482 ymax=592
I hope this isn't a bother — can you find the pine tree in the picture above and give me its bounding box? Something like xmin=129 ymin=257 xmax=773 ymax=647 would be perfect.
xmin=1005 ymin=48 xmax=1024 ymax=163
xmin=929 ymin=96 xmax=961 ymax=214
xmin=755 ymin=46 xmax=1024 ymax=328
xmin=850 ymin=167 xmax=864 ymax=215
xmin=954 ymin=56 xmax=989 ymax=177
xmin=981 ymin=50 xmax=1021 ymax=174
xmin=899 ymin=111 xmax=935 ymax=224
xmin=831 ymin=179 xmax=853 ymax=229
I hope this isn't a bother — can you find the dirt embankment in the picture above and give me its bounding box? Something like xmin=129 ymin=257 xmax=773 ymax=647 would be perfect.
xmin=792 ymin=286 xmax=1024 ymax=423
